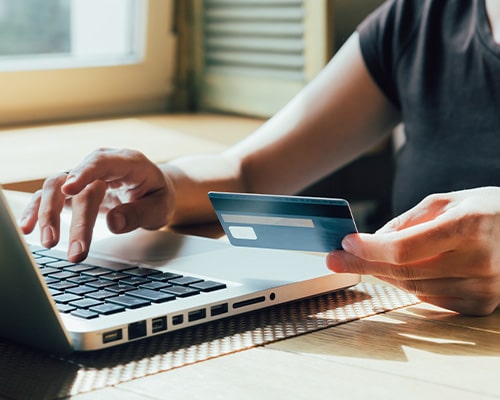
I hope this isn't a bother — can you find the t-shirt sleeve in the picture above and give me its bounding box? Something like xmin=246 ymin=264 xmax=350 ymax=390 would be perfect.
xmin=357 ymin=0 xmax=424 ymax=109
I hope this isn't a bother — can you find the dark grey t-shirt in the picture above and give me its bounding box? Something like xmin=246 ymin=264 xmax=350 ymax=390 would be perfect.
xmin=358 ymin=0 xmax=500 ymax=214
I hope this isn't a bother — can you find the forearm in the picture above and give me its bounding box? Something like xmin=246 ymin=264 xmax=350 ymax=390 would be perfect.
xmin=226 ymin=33 xmax=401 ymax=195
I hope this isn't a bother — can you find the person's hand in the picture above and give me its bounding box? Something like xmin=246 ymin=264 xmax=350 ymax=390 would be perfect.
xmin=20 ymin=148 xmax=174 ymax=262
xmin=327 ymin=187 xmax=500 ymax=316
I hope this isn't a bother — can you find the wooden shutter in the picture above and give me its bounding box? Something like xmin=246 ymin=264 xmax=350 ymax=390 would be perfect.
xmin=192 ymin=0 xmax=330 ymax=118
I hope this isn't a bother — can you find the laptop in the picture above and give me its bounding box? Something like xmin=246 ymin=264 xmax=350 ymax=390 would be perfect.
xmin=0 ymin=187 xmax=360 ymax=354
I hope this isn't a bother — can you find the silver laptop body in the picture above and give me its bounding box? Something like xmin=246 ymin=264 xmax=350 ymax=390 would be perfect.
xmin=0 ymin=187 xmax=360 ymax=354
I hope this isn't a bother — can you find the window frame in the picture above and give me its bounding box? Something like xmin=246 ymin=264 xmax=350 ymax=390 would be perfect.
xmin=0 ymin=0 xmax=176 ymax=126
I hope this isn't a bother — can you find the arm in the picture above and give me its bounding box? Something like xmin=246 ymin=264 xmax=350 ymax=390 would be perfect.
xmin=162 ymin=33 xmax=400 ymax=224
xmin=20 ymin=32 xmax=400 ymax=260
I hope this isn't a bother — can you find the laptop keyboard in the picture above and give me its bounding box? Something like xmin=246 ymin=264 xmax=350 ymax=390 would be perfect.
xmin=30 ymin=245 xmax=227 ymax=320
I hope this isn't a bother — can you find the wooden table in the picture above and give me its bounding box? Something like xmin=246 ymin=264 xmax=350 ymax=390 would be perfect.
xmin=111 ymin=305 xmax=500 ymax=400
xmin=1 ymin=115 xmax=499 ymax=399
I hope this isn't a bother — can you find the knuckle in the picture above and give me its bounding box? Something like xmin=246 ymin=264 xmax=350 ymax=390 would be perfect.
xmin=393 ymin=264 xmax=416 ymax=280
xmin=42 ymin=174 xmax=65 ymax=191
xmin=70 ymin=221 xmax=92 ymax=238
xmin=38 ymin=208 xmax=58 ymax=226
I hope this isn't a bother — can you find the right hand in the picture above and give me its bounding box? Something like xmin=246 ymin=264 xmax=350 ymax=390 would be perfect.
xmin=20 ymin=148 xmax=174 ymax=262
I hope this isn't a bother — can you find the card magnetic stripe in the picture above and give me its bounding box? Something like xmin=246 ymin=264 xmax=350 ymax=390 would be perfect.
xmin=208 ymin=194 xmax=353 ymax=219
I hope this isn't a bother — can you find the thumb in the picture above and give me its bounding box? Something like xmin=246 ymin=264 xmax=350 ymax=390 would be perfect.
xmin=106 ymin=190 xmax=171 ymax=233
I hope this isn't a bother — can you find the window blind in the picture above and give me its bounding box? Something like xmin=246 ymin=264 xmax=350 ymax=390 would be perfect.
xmin=194 ymin=0 xmax=329 ymax=117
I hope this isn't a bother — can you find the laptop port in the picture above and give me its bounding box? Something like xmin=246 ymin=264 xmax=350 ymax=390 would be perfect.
xmin=172 ymin=314 xmax=184 ymax=325
xmin=188 ymin=308 xmax=206 ymax=322
xmin=128 ymin=321 xmax=147 ymax=340
xmin=233 ymin=296 xmax=266 ymax=309
xmin=152 ymin=316 xmax=167 ymax=333
xmin=210 ymin=303 xmax=228 ymax=316
xmin=102 ymin=329 xmax=123 ymax=344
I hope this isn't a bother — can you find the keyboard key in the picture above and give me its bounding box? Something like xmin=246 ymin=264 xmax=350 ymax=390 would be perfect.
xmin=29 ymin=244 xmax=48 ymax=253
xmin=86 ymin=290 xmax=118 ymax=301
xmin=124 ymin=267 xmax=162 ymax=277
xmin=82 ymin=267 xmax=115 ymax=277
xmin=53 ymin=293 xmax=82 ymax=304
xmin=48 ymin=288 xmax=63 ymax=297
xmin=107 ymin=295 xmax=151 ymax=309
xmin=66 ymin=285 xmax=98 ymax=296
xmin=149 ymin=272 xmax=183 ymax=282
xmin=86 ymin=279 xmax=117 ymax=289
xmin=57 ymin=303 xmax=76 ymax=313
xmin=49 ymin=281 xmax=79 ymax=291
xmin=190 ymin=280 xmax=227 ymax=292
xmin=119 ymin=277 xmax=151 ymax=286
xmin=71 ymin=309 xmax=99 ymax=319
xmin=99 ymin=272 xmax=129 ymax=282
xmin=70 ymin=298 xmax=103 ymax=309
xmin=46 ymin=260 xmax=75 ymax=269
xmin=90 ymin=303 xmax=126 ymax=315
xmin=85 ymin=259 xmax=138 ymax=272
xmin=44 ymin=276 xmax=59 ymax=285
xmin=39 ymin=266 xmax=61 ymax=276
xmin=169 ymin=276 xmax=204 ymax=286
xmin=35 ymin=256 xmax=59 ymax=265
xmin=105 ymin=283 xmax=136 ymax=294
xmin=64 ymin=264 xmax=96 ymax=273
xmin=161 ymin=286 xmax=200 ymax=298
xmin=67 ymin=275 xmax=97 ymax=285
xmin=139 ymin=281 xmax=171 ymax=290
xmin=127 ymin=288 xmax=176 ymax=303
xmin=48 ymin=271 xmax=79 ymax=280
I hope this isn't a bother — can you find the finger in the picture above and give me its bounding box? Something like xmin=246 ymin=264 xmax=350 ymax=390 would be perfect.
xmin=19 ymin=190 xmax=43 ymax=234
xmin=67 ymin=180 xmax=106 ymax=262
xmin=341 ymin=211 xmax=463 ymax=264
xmin=376 ymin=193 xmax=450 ymax=234
xmin=326 ymin=249 xmax=482 ymax=280
xmin=37 ymin=173 xmax=70 ymax=248
xmin=62 ymin=149 xmax=164 ymax=199
xmin=106 ymin=188 xmax=170 ymax=233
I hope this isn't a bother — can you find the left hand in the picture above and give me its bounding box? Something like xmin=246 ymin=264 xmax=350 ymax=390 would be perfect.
xmin=326 ymin=187 xmax=500 ymax=316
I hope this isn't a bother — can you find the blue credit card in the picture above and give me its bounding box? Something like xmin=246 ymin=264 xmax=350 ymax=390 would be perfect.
xmin=208 ymin=191 xmax=358 ymax=253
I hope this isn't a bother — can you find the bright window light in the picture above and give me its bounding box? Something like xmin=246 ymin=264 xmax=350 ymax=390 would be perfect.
xmin=0 ymin=0 xmax=144 ymax=71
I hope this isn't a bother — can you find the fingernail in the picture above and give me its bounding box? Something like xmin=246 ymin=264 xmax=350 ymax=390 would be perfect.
xmin=69 ymin=241 xmax=84 ymax=259
xmin=341 ymin=236 xmax=354 ymax=252
xmin=110 ymin=212 xmax=126 ymax=231
xmin=65 ymin=174 xmax=77 ymax=184
xmin=42 ymin=226 xmax=55 ymax=246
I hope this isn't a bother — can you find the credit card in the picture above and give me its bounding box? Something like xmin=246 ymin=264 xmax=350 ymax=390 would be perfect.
xmin=208 ymin=191 xmax=357 ymax=253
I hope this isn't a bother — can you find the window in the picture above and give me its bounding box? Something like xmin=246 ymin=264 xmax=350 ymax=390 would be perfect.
xmin=0 ymin=0 xmax=71 ymax=61
xmin=191 ymin=0 xmax=330 ymax=118
xmin=0 ymin=0 xmax=175 ymax=126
